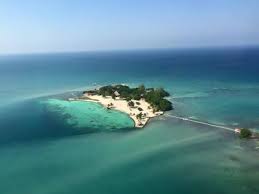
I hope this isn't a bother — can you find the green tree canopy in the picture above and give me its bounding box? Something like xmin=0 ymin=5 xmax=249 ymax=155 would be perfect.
xmin=239 ymin=128 xmax=252 ymax=138
xmin=86 ymin=84 xmax=173 ymax=112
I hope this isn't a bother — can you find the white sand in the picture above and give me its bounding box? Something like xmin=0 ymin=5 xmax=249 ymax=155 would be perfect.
xmin=79 ymin=94 xmax=163 ymax=128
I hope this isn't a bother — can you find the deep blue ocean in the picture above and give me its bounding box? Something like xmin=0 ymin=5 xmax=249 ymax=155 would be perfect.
xmin=0 ymin=48 xmax=259 ymax=194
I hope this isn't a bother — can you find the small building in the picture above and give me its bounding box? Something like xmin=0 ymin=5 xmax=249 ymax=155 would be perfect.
xmin=85 ymin=90 xmax=97 ymax=96
xmin=235 ymin=128 xmax=241 ymax=134
xmin=114 ymin=91 xmax=120 ymax=97
xmin=146 ymin=88 xmax=154 ymax=93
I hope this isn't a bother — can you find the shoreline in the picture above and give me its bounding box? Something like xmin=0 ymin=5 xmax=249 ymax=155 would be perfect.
xmin=69 ymin=94 xmax=163 ymax=128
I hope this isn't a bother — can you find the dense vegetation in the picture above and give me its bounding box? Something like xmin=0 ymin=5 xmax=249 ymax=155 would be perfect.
xmin=239 ymin=128 xmax=252 ymax=139
xmin=86 ymin=84 xmax=173 ymax=111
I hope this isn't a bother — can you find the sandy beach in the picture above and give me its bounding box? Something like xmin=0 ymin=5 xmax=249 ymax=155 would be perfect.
xmin=76 ymin=94 xmax=163 ymax=128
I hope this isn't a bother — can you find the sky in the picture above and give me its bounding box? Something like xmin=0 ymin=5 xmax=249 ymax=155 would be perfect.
xmin=0 ymin=0 xmax=259 ymax=54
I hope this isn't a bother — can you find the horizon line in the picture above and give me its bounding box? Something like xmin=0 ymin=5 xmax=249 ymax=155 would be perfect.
xmin=1 ymin=44 xmax=259 ymax=57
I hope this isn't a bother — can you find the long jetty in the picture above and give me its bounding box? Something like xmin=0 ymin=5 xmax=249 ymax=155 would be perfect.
xmin=165 ymin=114 xmax=236 ymax=132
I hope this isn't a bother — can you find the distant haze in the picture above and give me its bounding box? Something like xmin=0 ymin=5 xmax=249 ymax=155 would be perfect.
xmin=0 ymin=0 xmax=259 ymax=54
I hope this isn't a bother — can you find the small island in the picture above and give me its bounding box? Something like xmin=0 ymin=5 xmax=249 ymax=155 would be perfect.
xmin=238 ymin=128 xmax=252 ymax=139
xmin=77 ymin=84 xmax=173 ymax=128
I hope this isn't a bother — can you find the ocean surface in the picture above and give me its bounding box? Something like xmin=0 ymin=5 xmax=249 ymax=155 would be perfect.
xmin=0 ymin=48 xmax=259 ymax=194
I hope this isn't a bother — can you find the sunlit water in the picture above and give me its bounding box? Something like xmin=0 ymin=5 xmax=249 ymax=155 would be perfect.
xmin=0 ymin=48 xmax=259 ymax=194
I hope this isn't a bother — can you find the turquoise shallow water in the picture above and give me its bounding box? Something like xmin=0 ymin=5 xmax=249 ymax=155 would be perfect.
xmin=0 ymin=48 xmax=259 ymax=194
xmin=43 ymin=99 xmax=134 ymax=130
xmin=0 ymin=119 xmax=259 ymax=194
